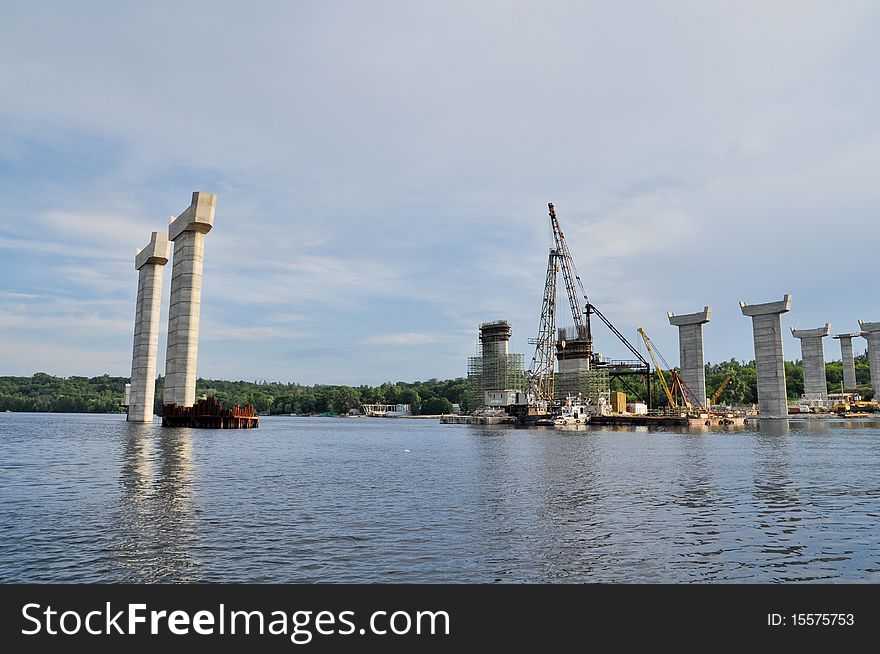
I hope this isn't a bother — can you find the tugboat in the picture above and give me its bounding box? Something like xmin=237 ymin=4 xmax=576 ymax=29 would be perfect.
xmin=536 ymin=394 xmax=591 ymax=426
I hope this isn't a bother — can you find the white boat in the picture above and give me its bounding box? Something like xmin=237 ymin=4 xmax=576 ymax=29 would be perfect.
xmin=553 ymin=396 xmax=590 ymax=425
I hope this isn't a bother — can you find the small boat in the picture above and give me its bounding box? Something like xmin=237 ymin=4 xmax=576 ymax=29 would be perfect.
xmin=534 ymin=395 xmax=591 ymax=426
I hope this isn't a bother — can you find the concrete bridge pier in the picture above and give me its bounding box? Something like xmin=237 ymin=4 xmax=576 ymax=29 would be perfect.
xmin=740 ymin=295 xmax=792 ymax=418
xmin=128 ymin=231 xmax=170 ymax=422
xmin=791 ymin=324 xmax=831 ymax=400
xmin=163 ymin=192 xmax=216 ymax=407
xmin=667 ymin=306 xmax=712 ymax=407
xmin=859 ymin=321 xmax=880 ymax=397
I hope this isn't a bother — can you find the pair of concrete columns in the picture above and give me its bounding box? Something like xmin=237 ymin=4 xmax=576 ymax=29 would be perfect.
xmin=666 ymin=301 xmax=792 ymax=415
xmin=668 ymin=296 xmax=796 ymax=418
xmin=127 ymin=192 xmax=216 ymax=422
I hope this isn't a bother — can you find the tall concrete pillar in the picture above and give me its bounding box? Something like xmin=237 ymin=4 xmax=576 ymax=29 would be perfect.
xmin=128 ymin=231 xmax=170 ymax=422
xmin=833 ymin=333 xmax=859 ymax=390
xmin=163 ymin=192 xmax=216 ymax=407
xmin=667 ymin=306 xmax=711 ymax=406
xmin=739 ymin=295 xmax=792 ymax=418
xmin=858 ymin=321 xmax=880 ymax=395
xmin=790 ymin=324 xmax=830 ymax=400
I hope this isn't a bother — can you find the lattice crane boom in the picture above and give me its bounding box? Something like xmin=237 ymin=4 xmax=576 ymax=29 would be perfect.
xmin=528 ymin=249 xmax=559 ymax=402
xmin=548 ymin=203 xmax=591 ymax=344
xmin=637 ymin=327 xmax=677 ymax=409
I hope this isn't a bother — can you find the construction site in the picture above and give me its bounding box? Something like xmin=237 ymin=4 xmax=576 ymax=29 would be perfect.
xmin=443 ymin=203 xmax=836 ymax=428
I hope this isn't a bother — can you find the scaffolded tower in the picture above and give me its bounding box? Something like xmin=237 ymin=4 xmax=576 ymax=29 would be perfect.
xmin=467 ymin=321 xmax=526 ymax=409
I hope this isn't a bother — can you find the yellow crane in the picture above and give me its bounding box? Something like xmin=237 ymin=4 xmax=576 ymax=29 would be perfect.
xmin=637 ymin=327 xmax=678 ymax=409
xmin=709 ymin=375 xmax=733 ymax=406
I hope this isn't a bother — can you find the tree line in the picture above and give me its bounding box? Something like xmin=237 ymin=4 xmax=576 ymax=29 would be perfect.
xmin=0 ymin=373 xmax=472 ymax=415
xmin=0 ymin=354 xmax=871 ymax=415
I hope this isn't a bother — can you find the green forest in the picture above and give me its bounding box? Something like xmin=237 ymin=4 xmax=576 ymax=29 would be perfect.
xmin=0 ymin=354 xmax=872 ymax=415
xmin=0 ymin=373 xmax=470 ymax=416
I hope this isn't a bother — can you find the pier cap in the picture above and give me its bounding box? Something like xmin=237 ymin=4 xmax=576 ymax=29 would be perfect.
xmin=858 ymin=320 xmax=880 ymax=334
xmin=667 ymin=306 xmax=712 ymax=326
xmin=134 ymin=231 xmax=170 ymax=269
xmin=739 ymin=294 xmax=792 ymax=317
xmin=833 ymin=333 xmax=860 ymax=340
xmin=790 ymin=324 xmax=831 ymax=339
xmin=169 ymin=191 xmax=216 ymax=240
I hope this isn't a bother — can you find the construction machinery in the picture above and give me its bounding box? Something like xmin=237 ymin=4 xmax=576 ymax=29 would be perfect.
xmin=521 ymin=204 xmax=651 ymax=420
xmin=709 ymin=374 xmax=733 ymax=406
xmin=526 ymin=249 xmax=559 ymax=414
xmin=637 ymin=327 xmax=705 ymax=413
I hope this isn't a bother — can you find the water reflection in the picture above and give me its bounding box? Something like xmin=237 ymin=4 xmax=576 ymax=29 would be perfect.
xmin=756 ymin=418 xmax=790 ymax=436
xmin=115 ymin=424 xmax=200 ymax=582
xmin=751 ymin=420 xmax=818 ymax=580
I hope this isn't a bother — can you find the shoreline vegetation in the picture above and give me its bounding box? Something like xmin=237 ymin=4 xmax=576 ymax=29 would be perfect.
xmin=0 ymin=355 xmax=872 ymax=415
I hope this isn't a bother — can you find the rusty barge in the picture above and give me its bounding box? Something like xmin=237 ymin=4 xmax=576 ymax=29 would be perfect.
xmin=162 ymin=397 xmax=259 ymax=429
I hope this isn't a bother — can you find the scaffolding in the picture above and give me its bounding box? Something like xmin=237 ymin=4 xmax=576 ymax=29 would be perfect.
xmin=467 ymin=353 xmax=526 ymax=408
xmin=555 ymin=369 xmax=610 ymax=403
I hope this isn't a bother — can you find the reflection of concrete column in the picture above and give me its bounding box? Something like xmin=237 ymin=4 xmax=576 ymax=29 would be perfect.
xmin=859 ymin=321 xmax=880 ymax=395
xmin=833 ymin=333 xmax=859 ymax=390
xmin=164 ymin=192 xmax=215 ymax=407
xmin=740 ymin=295 xmax=792 ymax=418
xmin=790 ymin=324 xmax=831 ymax=399
xmin=667 ymin=306 xmax=711 ymax=406
xmin=128 ymin=232 xmax=170 ymax=422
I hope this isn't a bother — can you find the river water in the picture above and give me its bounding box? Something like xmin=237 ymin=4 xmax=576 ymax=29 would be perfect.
xmin=1 ymin=413 xmax=878 ymax=583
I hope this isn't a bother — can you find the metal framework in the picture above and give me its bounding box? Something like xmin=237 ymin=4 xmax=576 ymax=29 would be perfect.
xmin=549 ymin=203 xmax=591 ymax=345
xmin=527 ymin=250 xmax=559 ymax=403
xmin=467 ymin=353 xmax=526 ymax=405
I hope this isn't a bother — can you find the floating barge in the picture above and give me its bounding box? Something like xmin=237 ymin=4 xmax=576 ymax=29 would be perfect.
xmin=441 ymin=413 xmax=745 ymax=427
xmin=162 ymin=397 xmax=259 ymax=429
xmin=440 ymin=414 xmax=517 ymax=425
xmin=590 ymin=414 xmax=745 ymax=427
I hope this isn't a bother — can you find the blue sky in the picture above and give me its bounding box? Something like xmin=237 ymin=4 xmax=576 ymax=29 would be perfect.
xmin=1 ymin=1 xmax=877 ymax=385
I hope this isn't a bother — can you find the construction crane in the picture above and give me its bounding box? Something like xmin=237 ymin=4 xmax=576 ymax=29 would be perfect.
xmin=637 ymin=327 xmax=703 ymax=411
xmin=709 ymin=375 xmax=733 ymax=406
xmin=548 ymin=203 xmax=591 ymax=346
xmin=637 ymin=328 xmax=677 ymax=408
xmin=525 ymin=203 xmax=654 ymax=416
xmin=527 ymin=249 xmax=559 ymax=406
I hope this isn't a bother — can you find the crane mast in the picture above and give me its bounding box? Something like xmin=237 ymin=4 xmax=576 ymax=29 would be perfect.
xmin=548 ymin=203 xmax=592 ymax=349
xmin=528 ymin=249 xmax=559 ymax=404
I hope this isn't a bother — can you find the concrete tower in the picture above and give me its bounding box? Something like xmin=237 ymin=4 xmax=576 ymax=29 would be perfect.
xmin=790 ymin=324 xmax=831 ymax=400
xmin=858 ymin=321 xmax=880 ymax=395
xmin=163 ymin=192 xmax=216 ymax=407
xmin=740 ymin=295 xmax=792 ymax=418
xmin=833 ymin=333 xmax=859 ymax=390
xmin=667 ymin=306 xmax=712 ymax=406
xmin=128 ymin=231 xmax=170 ymax=422
xmin=480 ymin=320 xmax=511 ymax=393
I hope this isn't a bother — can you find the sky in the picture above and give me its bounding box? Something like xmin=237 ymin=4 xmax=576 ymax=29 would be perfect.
xmin=0 ymin=0 xmax=877 ymax=385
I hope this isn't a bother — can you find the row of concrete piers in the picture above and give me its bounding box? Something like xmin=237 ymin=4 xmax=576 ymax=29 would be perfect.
xmin=669 ymin=295 xmax=876 ymax=418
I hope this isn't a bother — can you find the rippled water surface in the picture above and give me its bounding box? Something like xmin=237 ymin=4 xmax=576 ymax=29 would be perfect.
xmin=2 ymin=413 xmax=879 ymax=583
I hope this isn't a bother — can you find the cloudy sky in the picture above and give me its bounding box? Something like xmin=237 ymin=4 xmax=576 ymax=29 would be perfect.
xmin=1 ymin=1 xmax=877 ymax=385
